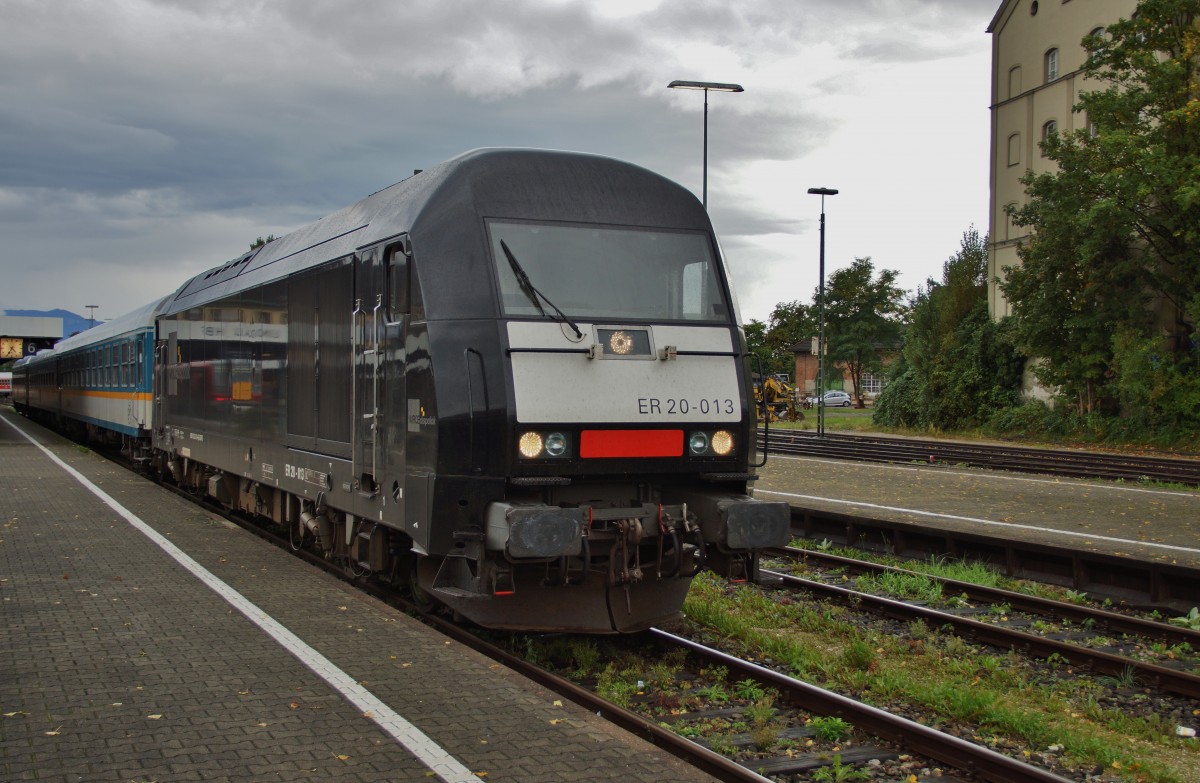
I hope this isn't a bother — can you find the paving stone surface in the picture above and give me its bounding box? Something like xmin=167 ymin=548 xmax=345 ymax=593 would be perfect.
xmin=0 ymin=409 xmax=717 ymax=783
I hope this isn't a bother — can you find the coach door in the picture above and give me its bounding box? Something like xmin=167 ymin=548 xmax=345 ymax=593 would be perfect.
xmin=154 ymin=338 xmax=168 ymax=441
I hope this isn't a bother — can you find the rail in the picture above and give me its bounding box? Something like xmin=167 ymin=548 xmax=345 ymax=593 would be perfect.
xmin=759 ymin=429 xmax=1200 ymax=485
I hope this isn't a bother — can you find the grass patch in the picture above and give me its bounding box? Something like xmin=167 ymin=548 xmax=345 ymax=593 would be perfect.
xmin=856 ymin=570 xmax=943 ymax=602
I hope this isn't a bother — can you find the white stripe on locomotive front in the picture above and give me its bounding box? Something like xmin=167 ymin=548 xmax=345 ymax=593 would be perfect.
xmin=508 ymin=322 xmax=742 ymax=424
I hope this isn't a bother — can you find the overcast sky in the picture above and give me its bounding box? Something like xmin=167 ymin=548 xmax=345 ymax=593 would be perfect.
xmin=1 ymin=0 xmax=1000 ymax=326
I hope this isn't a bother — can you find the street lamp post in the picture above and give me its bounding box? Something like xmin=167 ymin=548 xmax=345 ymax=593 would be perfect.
xmin=806 ymin=187 xmax=838 ymax=436
xmin=667 ymin=80 xmax=744 ymax=209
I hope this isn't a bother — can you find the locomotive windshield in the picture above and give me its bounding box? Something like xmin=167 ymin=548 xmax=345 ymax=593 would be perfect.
xmin=489 ymin=221 xmax=732 ymax=323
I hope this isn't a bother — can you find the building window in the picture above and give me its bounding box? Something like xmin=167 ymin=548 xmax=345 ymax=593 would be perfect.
xmin=1007 ymin=133 xmax=1021 ymax=166
xmin=859 ymin=373 xmax=883 ymax=398
xmin=1008 ymin=65 xmax=1022 ymax=99
xmin=1041 ymin=120 xmax=1058 ymax=151
xmin=1045 ymin=48 xmax=1059 ymax=82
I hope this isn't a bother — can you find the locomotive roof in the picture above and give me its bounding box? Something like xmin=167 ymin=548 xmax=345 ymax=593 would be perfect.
xmin=160 ymin=148 xmax=712 ymax=317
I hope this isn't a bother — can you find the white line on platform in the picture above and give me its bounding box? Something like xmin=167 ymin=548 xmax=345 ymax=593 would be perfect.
xmin=4 ymin=416 xmax=479 ymax=783
xmin=770 ymin=453 xmax=1200 ymax=498
xmin=757 ymin=488 xmax=1200 ymax=557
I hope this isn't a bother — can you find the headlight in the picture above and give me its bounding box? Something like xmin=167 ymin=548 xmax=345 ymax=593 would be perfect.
xmin=518 ymin=432 xmax=544 ymax=458
xmin=711 ymin=430 xmax=734 ymax=456
xmin=689 ymin=430 xmax=734 ymax=456
xmin=518 ymin=431 xmax=570 ymax=459
xmin=609 ymin=330 xmax=634 ymax=355
xmin=545 ymin=432 xmax=567 ymax=457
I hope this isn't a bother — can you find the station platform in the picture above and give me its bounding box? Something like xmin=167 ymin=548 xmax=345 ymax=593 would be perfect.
xmin=0 ymin=407 xmax=717 ymax=783
xmin=755 ymin=449 xmax=1200 ymax=570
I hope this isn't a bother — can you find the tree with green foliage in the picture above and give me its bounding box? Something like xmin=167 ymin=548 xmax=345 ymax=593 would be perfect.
xmin=1002 ymin=0 xmax=1200 ymax=428
xmin=874 ymin=229 xmax=1024 ymax=430
xmin=821 ymin=257 xmax=906 ymax=407
xmin=765 ymin=300 xmax=815 ymax=379
xmin=743 ymin=318 xmax=770 ymax=372
xmin=743 ymin=301 xmax=816 ymax=381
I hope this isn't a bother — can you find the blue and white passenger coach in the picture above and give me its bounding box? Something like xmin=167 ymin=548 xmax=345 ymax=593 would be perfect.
xmin=24 ymin=148 xmax=790 ymax=633
xmin=14 ymin=299 xmax=162 ymax=454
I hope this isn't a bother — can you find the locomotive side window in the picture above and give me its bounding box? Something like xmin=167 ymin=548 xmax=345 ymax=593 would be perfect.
xmin=488 ymin=221 xmax=730 ymax=323
xmin=386 ymin=242 xmax=409 ymax=321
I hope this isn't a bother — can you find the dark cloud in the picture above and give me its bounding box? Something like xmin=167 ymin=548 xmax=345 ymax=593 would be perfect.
xmin=0 ymin=0 xmax=996 ymax=320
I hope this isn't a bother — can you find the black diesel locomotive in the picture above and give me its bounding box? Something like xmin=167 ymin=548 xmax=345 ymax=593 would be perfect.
xmin=19 ymin=148 xmax=789 ymax=632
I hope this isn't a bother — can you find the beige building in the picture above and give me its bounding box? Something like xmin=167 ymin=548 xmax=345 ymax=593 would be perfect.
xmin=986 ymin=0 xmax=1138 ymax=318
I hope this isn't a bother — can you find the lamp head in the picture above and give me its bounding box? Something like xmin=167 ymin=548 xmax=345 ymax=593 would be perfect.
xmin=668 ymin=80 xmax=744 ymax=92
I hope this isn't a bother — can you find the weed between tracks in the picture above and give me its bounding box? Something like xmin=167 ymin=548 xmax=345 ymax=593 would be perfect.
xmin=681 ymin=572 xmax=1200 ymax=783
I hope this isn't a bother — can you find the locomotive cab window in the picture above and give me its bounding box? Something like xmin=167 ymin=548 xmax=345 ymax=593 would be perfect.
xmin=488 ymin=221 xmax=730 ymax=323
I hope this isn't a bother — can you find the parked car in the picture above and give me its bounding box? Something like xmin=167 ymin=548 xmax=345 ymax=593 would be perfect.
xmin=806 ymin=390 xmax=852 ymax=407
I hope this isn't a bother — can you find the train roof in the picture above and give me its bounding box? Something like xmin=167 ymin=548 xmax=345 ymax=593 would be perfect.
xmin=160 ymin=148 xmax=712 ymax=317
xmin=53 ymin=296 xmax=169 ymax=354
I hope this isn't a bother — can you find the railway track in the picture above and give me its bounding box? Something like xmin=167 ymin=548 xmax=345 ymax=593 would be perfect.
xmin=759 ymin=429 xmax=1200 ymax=485
xmin=763 ymin=547 xmax=1200 ymax=700
xmin=650 ymin=629 xmax=1077 ymax=783
xmin=472 ymin=620 xmax=1082 ymax=782
xmin=788 ymin=504 xmax=1200 ymax=612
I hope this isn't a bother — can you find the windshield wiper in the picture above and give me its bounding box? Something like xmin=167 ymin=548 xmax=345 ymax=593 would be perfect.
xmin=500 ymin=240 xmax=583 ymax=340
